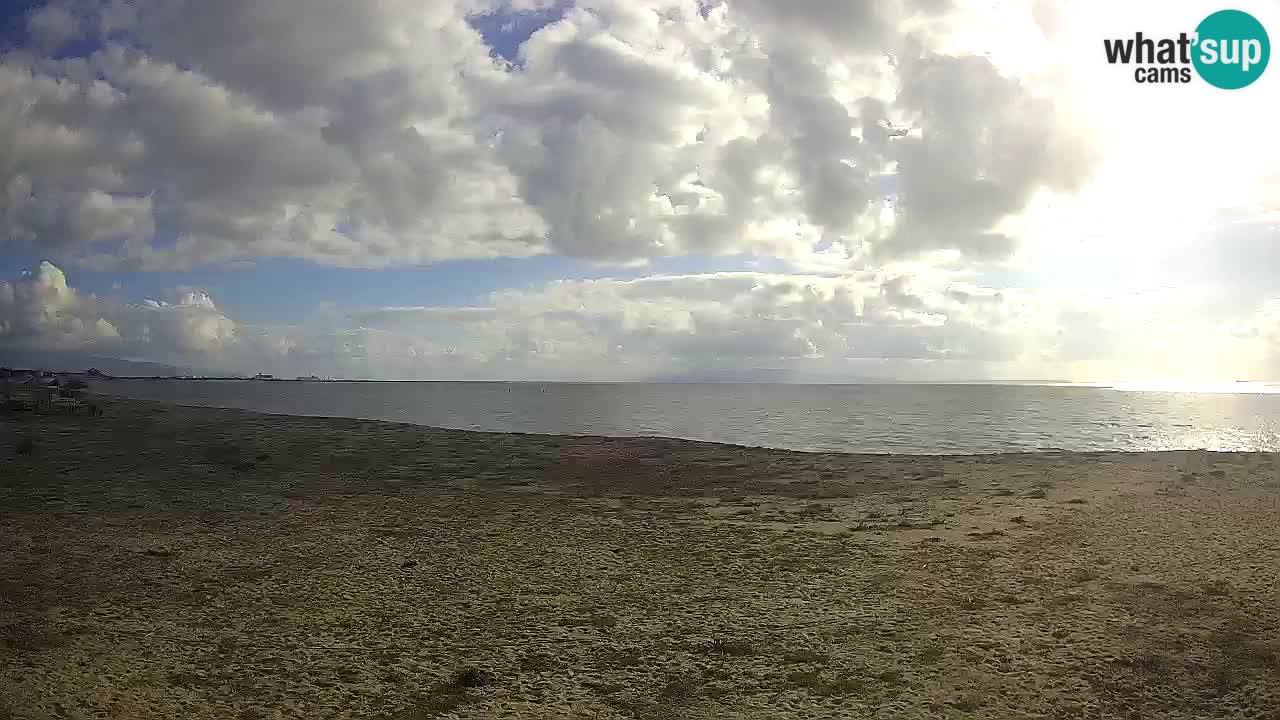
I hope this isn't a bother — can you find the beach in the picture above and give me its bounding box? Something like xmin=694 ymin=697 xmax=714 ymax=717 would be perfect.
xmin=2 ymin=397 xmax=1278 ymax=719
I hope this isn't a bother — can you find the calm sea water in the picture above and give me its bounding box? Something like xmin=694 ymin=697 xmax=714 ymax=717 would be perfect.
xmin=93 ymin=380 xmax=1280 ymax=454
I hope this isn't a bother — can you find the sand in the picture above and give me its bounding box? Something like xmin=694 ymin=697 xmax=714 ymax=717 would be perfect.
xmin=2 ymin=396 xmax=1278 ymax=719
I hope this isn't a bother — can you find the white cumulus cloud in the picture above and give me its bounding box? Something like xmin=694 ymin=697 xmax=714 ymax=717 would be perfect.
xmin=6 ymin=262 xmax=1278 ymax=383
xmin=0 ymin=261 xmax=238 ymax=363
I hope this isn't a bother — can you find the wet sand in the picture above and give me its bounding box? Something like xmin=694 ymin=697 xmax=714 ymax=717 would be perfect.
xmin=2 ymin=397 xmax=1278 ymax=719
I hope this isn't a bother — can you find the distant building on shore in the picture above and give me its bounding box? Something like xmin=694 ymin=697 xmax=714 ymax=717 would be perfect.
xmin=252 ymin=373 xmax=275 ymax=380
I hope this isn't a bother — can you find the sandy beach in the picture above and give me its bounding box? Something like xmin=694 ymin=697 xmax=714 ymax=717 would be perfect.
xmin=2 ymin=397 xmax=1278 ymax=719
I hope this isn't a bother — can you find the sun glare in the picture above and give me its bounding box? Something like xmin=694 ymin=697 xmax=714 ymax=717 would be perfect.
xmin=1107 ymin=380 xmax=1280 ymax=394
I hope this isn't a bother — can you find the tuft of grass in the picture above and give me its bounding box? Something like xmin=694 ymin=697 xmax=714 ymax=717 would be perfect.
xmin=953 ymin=693 xmax=985 ymax=712
xmin=204 ymin=441 xmax=244 ymax=465
xmin=215 ymin=634 xmax=239 ymax=654
xmin=1072 ymin=568 xmax=1101 ymax=583
xmin=705 ymin=637 xmax=755 ymax=657
xmin=917 ymin=645 xmax=945 ymax=665
xmin=387 ymin=667 xmax=494 ymax=719
xmin=656 ymin=675 xmax=702 ymax=704
xmin=1204 ymin=623 xmax=1280 ymax=697
xmin=1065 ymin=498 xmax=1088 ymax=504
xmin=1126 ymin=653 xmax=1171 ymax=681
xmin=450 ymin=667 xmax=493 ymax=689
xmin=518 ymin=653 xmax=555 ymax=672
xmin=1203 ymin=579 xmax=1232 ymax=597
xmin=1206 ymin=664 xmax=1243 ymax=695
xmin=799 ymin=503 xmax=832 ymax=517
xmin=1 ymin=623 xmax=67 ymax=654
xmin=589 ymin=614 xmax=619 ymax=630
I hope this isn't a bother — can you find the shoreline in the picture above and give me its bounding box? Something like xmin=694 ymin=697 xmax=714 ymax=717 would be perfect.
xmin=3 ymin=396 xmax=1279 ymax=718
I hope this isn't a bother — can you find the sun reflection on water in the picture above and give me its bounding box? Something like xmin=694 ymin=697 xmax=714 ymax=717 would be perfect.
xmin=1101 ymin=381 xmax=1280 ymax=395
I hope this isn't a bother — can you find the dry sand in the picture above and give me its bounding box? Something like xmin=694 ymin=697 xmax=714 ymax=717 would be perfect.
xmin=2 ymin=396 xmax=1278 ymax=719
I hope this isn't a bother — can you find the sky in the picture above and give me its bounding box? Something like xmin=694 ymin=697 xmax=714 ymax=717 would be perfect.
xmin=1 ymin=0 xmax=1278 ymax=382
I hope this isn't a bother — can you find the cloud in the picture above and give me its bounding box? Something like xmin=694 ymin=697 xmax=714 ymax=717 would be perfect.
xmin=3 ymin=1 xmax=546 ymax=270
xmin=7 ymin=261 xmax=1275 ymax=382
xmin=0 ymin=261 xmax=238 ymax=363
xmin=1 ymin=0 xmax=1093 ymax=270
xmin=25 ymin=2 xmax=85 ymax=51
xmin=315 ymin=271 xmax=1051 ymax=379
xmin=0 ymin=261 xmax=120 ymax=350
xmin=886 ymin=51 xmax=1093 ymax=258
xmin=130 ymin=291 xmax=238 ymax=355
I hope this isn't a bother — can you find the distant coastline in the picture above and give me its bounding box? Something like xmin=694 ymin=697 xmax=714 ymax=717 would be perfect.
xmin=6 ymin=364 xmax=1279 ymax=393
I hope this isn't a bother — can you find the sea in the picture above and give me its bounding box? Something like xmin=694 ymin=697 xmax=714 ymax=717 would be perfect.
xmin=92 ymin=379 xmax=1280 ymax=455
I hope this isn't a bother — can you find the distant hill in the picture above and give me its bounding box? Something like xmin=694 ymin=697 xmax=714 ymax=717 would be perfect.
xmin=0 ymin=350 xmax=193 ymax=378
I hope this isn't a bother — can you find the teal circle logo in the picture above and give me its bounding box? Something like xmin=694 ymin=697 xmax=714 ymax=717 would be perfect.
xmin=1193 ymin=9 xmax=1270 ymax=89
